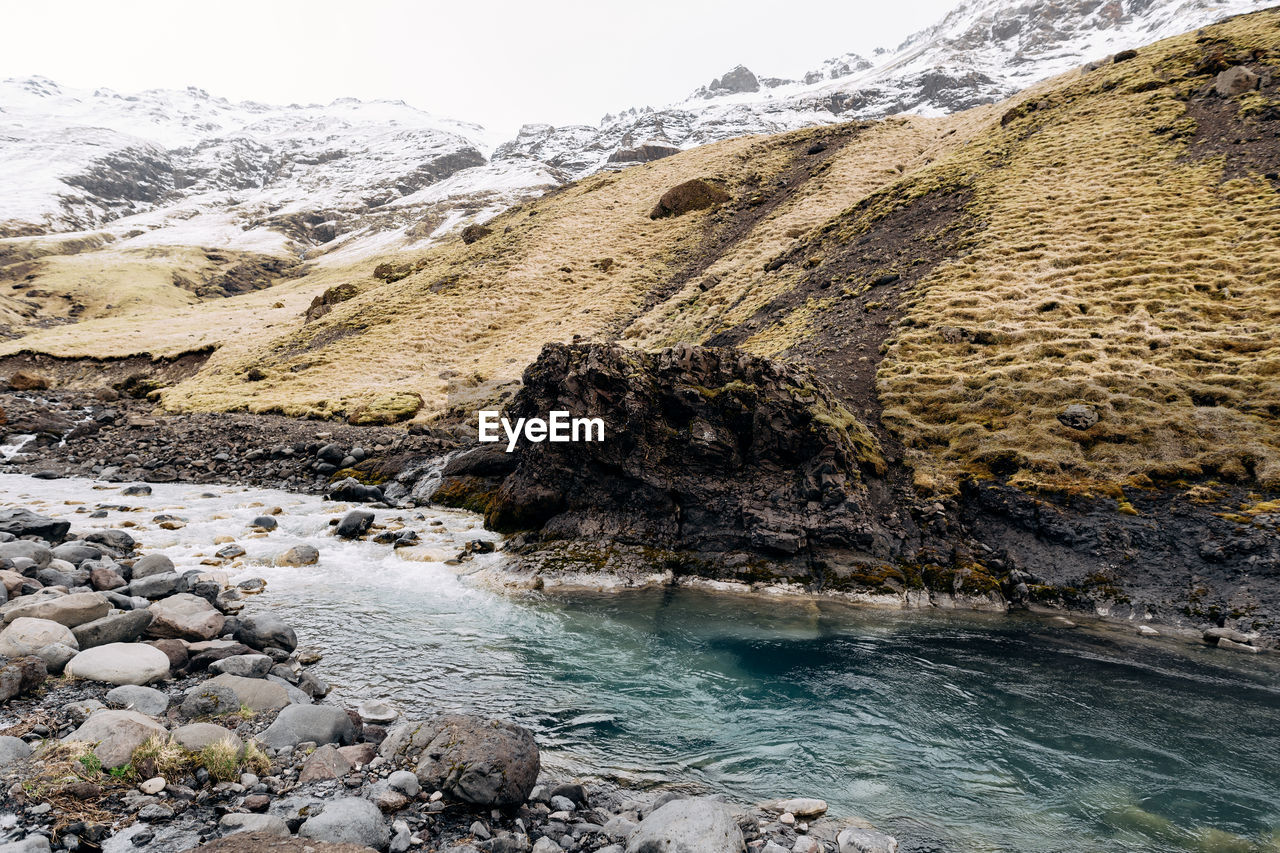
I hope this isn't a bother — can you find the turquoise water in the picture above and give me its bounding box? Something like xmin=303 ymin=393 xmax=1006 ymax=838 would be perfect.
xmin=274 ymin=581 xmax=1280 ymax=853
xmin=7 ymin=475 xmax=1278 ymax=853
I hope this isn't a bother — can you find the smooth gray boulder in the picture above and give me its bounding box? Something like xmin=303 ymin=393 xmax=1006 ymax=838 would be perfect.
xmin=233 ymin=613 xmax=297 ymax=652
xmin=34 ymin=642 xmax=76 ymax=674
xmin=3 ymin=591 xmax=110 ymax=628
xmin=131 ymin=554 xmax=175 ymax=579
xmin=208 ymin=654 xmax=272 ymax=678
xmin=180 ymin=682 xmax=241 ymax=718
xmin=105 ymin=684 xmax=169 ymax=716
xmin=625 ymin=797 xmax=746 ymax=853
xmin=259 ymin=704 xmax=355 ymax=751
xmin=299 ymin=797 xmax=390 ymax=850
xmin=838 ymin=827 xmax=900 ymax=853
xmin=0 ymin=735 xmax=32 ymax=769
xmin=0 ymin=617 xmax=78 ymax=659
xmin=146 ymin=593 xmax=224 ymax=641
xmin=129 ymin=572 xmax=179 ymax=599
xmin=64 ymin=642 xmax=169 ymax=685
xmin=72 ymin=609 xmax=153 ymax=649
xmin=218 ymin=813 xmax=289 ymax=837
xmin=62 ymin=709 xmax=167 ymax=769
xmin=51 ymin=543 xmax=102 ymax=566
xmin=206 ymin=673 xmax=289 ymax=712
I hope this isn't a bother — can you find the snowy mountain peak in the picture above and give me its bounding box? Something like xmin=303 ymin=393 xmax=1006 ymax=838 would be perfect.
xmin=0 ymin=0 xmax=1270 ymax=260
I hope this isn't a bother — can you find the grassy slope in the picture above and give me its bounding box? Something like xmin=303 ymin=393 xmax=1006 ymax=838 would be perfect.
xmin=2 ymin=8 xmax=1278 ymax=494
xmin=0 ymin=236 xmax=306 ymax=337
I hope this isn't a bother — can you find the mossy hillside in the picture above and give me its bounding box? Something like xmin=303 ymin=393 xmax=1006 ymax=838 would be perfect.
xmin=876 ymin=11 xmax=1280 ymax=494
xmin=156 ymin=133 xmax=800 ymax=421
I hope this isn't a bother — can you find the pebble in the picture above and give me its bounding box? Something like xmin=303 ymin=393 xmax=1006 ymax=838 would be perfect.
xmin=138 ymin=777 xmax=165 ymax=795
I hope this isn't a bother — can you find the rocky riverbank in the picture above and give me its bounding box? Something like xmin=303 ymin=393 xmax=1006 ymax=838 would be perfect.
xmin=2 ymin=342 xmax=1278 ymax=652
xmin=0 ymin=483 xmax=901 ymax=853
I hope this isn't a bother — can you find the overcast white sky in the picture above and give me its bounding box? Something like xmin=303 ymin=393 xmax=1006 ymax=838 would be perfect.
xmin=1 ymin=0 xmax=958 ymax=138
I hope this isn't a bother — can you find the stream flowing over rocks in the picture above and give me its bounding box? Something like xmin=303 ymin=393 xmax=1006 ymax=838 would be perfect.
xmin=0 ymin=474 xmax=893 ymax=853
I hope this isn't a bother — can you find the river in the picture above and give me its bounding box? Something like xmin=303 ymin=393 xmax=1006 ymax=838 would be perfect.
xmin=2 ymin=473 xmax=1278 ymax=853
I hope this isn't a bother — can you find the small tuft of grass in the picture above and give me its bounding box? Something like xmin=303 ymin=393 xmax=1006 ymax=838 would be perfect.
xmin=198 ymin=739 xmax=242 ymax=783
xmin=131 ymin=734 xmax=186 ymax=780
xmin=241 ymin=741 xmax=272 ymax=776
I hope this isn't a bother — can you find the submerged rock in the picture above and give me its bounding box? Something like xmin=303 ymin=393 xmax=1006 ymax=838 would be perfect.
xmin=837 ymin=827 xmax=900 ymax=853
xmin=336 ymin=510 xmax=375 ymax=539
xmin=275 ymin=544 xmax=319 ymax=567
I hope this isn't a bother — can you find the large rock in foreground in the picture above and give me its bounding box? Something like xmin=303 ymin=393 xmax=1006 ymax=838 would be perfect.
xmin=298 ymin=797 xmax=390 ymax=850
xmin=147 ymin=593 xmax=225 ymax=641
xmin=0 ymin=617 xmax=78 ymax=659
xmin=434 ymin=343 xmax=903 ymax=575
xmin=3 ymin=592 xmax=110 ymax=628
xmin=0 ymin=508 xmax=69 ymax=542
xmin=380 ymin=714 xmax=539 ymax=806
xmin=625 ymin=797 xmax=746 ymax=853
xmin=258 ymin=704 xmax=355 ymax=751
xmin=65 ymin=642 xmax=169 ymax=685
xmin=63 ymin=709 xmax=167 ymax=769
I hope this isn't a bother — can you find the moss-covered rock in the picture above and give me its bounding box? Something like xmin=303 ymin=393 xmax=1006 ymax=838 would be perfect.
xmin=346 ymin=392 xmax=422 ymax=426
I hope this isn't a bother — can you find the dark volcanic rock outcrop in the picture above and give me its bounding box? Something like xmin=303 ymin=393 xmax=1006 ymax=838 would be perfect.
xmin=435 ymin=342 xmax=919 ymax=581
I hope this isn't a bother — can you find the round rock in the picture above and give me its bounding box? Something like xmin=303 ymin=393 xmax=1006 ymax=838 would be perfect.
xmin=180 ymin=682 xmax=242 ymax=718
xmin=105 ymin=684 xmax=170 ymax=716
xmin=298 ymin=797 xmax=390 ymax=850
xmin=65 ymin=642 xmax=170 ymax=685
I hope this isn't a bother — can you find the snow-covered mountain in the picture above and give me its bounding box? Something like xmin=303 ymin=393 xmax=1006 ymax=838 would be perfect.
xmin=503 ymin=0 xmax=1267 ymax=179
xmin=0 ymin=0 xmax=1268 ymax=262
xmin=0 ymin=78 xmax=560 ymax=257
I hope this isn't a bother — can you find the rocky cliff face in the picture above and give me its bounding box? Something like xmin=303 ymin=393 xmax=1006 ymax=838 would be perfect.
xmin=433 ymin=342 xmax=927 ymax=583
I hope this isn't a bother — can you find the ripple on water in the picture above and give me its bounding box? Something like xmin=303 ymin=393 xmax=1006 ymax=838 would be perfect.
xmin=5 ymin=474 xmax=1280 ymax=853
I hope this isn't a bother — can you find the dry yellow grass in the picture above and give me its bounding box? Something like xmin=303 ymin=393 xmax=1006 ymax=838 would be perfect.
xmin=0 ymin=239 xmax=302 ymax=333
xmin=873 ymin=10 xmax=1280 ymax=492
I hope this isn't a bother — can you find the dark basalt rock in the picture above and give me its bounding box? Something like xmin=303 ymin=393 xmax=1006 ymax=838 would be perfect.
xmin=335 ymin=510 xmax=375 ymax=539
xmin=327 ymin=477 xmax=384 ymax=503
xmin=649 ymin=179 xmax=731 ymax=219
xmin=436 ymin=342 xmax=910 ymax=576
xmin=0 ymin=508 xmax=70 ymax=542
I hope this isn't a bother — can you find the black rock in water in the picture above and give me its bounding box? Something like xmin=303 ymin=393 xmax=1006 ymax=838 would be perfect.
xmin=335 ymin=510 xmax=374 ymax=539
